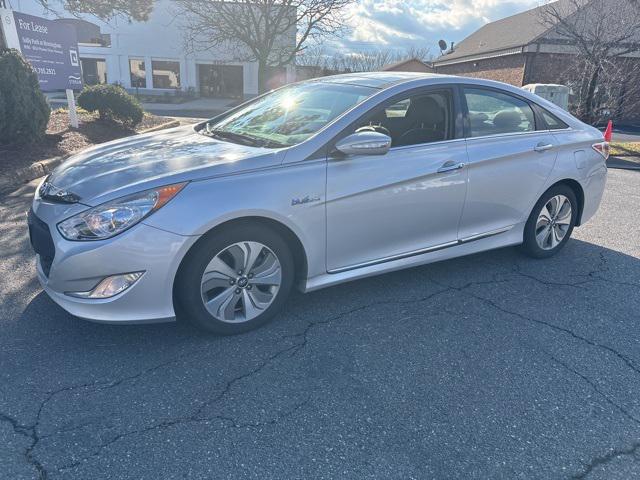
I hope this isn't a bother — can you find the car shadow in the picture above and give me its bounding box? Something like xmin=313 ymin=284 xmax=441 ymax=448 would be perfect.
xmin=16 ymin=237 xmax=640 ymax=348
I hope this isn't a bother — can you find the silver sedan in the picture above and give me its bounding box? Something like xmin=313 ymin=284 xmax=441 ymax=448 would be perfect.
xmin=28 ymin=73 xmax=608 ymax=334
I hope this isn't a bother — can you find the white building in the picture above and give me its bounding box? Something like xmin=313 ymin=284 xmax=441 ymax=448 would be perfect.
xmin=6 ymin=0 xmax=296 ymax=98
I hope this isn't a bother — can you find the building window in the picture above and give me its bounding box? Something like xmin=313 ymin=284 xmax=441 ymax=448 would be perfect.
xmin=129 ymin=59 xmax=146 ymax=88
xmin=81 ymin=58 xmax=107 ymax=85
xmin=152 ymin=60 xmax=181 ymax=89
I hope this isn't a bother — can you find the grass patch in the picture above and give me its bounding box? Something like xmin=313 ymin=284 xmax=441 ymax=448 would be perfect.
xmin=610 ymin=142 xmax=640 ymax=156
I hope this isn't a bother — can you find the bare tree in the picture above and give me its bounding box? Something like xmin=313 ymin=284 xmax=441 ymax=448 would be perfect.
xmin=35 ymin=0 xmax=154 ymax=21
xmin=175 ymin=0 xmax=355 ymax=92
xmin=297 ymin=46 xmax=432 ymax=76
xmin=539 ymin=0 xmax=640 ymax=123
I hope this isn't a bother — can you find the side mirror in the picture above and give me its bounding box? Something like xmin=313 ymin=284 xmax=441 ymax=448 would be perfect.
xmin=334 ymin=131 xmax=391 ymax=156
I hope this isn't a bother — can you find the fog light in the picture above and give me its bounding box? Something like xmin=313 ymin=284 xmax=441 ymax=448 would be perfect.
xmin=66 ymin=272 xmax=144 ymax=299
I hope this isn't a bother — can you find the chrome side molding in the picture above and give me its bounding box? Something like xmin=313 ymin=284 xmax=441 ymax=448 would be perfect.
xmin=329 ymin=225 xmax=514 ymax=274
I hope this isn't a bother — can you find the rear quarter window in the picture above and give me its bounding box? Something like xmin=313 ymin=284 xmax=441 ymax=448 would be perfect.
xmin=539 ymin=108 xmax=569 ymax=130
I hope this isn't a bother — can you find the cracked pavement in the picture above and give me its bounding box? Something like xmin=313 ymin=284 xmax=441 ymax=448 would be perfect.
xmin=1 ymin=169 xmax=639 ymax=479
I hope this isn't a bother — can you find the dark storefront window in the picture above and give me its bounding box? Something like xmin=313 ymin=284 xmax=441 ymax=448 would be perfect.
xmin=152 ymin=60 xmax=181 ymax=89
xmin=81 ymin=58 xmax=107 ymax=85
xmin=197 ymin=64 xmax=243 ymax=98
xmin=129 ymin=59 xmax=146 ymax=88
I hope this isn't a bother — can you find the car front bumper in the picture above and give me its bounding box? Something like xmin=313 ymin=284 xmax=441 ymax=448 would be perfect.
xmin=30 ymin=204 xmax=198 ymax=324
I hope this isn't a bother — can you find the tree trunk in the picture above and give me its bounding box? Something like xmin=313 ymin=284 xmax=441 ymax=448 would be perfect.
xmin=615 ymin=79 xmax=627 ymax=121
xmin=583 ymin=67 xmax=600 ymax=124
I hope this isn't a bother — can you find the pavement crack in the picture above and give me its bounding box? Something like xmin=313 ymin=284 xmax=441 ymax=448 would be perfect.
xmin=55 ymin=341 xmax=309 ymax=473
xmin=282 ymin=286 xmax=456 ymax=358
xmin=208 ymin=396 xmax=312 ymax=429
xmin=574 ymin=250 xmax=639 ymax=290
xmin=511 ymin=263 xmax=591 ymax=288
xmin=540 ymin=350 xmax=640 ymax=426
xmin=511 ymin=251 xmax=640 ymax=291
xmin=0 ymin=350 xmax=200 ymax=478
xmin=427 ymin=277 xmax=640 ymax=378
xmin=0 ymin=411 xmax=48 ymax=479
xmin=53 ymin=284 xmax=458 ymax=473
xmin=571 ymin=442 xmax=640 ymax=479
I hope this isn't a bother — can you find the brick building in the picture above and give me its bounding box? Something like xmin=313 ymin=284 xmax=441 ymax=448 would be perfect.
xmin=433 ymin=0 xmax=640 ymax=123
xmin=382 ymin=58 xmax=433 ymax=73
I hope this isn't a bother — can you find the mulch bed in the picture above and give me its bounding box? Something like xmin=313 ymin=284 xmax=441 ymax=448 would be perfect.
xmin=0 ymin=110 xmax=171 ymax=172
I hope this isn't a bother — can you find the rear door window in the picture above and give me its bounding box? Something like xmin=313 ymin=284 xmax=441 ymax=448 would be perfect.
xmin=464 ymin=88 xmax=535 ymax=137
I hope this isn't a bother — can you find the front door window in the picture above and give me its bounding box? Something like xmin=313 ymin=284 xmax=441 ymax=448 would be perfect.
xmin=352 ymin=90 xmax=453 ymax=147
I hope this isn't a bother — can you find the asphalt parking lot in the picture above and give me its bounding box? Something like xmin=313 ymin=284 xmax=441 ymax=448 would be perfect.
xmin=1 ymin=169 xmax=639 ymax=480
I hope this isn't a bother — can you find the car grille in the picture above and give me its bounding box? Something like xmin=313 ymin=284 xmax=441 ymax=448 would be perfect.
xmin=27 ymin=208 xmax=55 ymax=277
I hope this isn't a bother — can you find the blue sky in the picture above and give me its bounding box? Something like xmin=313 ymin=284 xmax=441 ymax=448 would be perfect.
xmin=332 ymin=0 xmax=543 ymax=55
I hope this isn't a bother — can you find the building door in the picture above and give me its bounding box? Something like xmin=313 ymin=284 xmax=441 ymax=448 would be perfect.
xmin=198 ymin=65 xmax=243 ymax=98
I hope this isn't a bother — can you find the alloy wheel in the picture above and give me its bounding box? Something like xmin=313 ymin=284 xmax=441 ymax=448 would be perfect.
xmin=200 ymin=241 xmax=282 ymax=323
xmin=535 ymin=194 xmax=572 ymax=250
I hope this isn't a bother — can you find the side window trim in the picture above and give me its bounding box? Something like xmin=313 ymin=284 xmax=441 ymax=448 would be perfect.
xmin=459 ymin=84 xmax=540 ymax=139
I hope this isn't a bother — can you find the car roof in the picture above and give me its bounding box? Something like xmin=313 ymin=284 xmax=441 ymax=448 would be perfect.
xmin=312 ymin=71 xmax=449 ymax=89
xmin=310 ymin=71 xmax=538 ymax=94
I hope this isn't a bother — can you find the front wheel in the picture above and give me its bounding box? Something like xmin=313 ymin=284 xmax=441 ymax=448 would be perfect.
xmin=521 ymin=185 xmax=578 ymax=259
xmin=176 ymin=224 xmax=294 ymax=334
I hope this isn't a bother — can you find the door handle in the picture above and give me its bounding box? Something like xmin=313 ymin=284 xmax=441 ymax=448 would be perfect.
xmin=437 ymin=161 xmax=466 ymax=173
xmin=534 ymin=142 xmax=554 ymax=152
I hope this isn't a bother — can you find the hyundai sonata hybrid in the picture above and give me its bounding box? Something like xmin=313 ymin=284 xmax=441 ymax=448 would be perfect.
xmin=28 ymin=73 xmax=608 ymax=334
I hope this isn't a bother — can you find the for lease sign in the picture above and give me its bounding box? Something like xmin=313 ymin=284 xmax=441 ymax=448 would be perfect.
xmin=3 ymin=11 xmax=82 ymax=91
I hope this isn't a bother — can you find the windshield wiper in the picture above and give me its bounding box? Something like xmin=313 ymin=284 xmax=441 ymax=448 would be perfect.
xmin=203 ymin=127 xmax=265 ymax=147
xmin=202 ymin=125 xmax=287 ymax=148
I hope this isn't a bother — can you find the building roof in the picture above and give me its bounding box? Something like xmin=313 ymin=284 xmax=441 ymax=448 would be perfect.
xmin=382 ymin=58 xmax=433 ymax=72
xmin=433 ymin=0 xmax=576 ymax=65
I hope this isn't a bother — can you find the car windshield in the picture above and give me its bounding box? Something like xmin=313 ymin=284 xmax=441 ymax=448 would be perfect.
xmin=202 ymin=82 xmax=377 ymax=148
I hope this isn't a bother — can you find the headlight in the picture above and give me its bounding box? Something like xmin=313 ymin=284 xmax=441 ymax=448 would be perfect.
xmin=57 ymin=183 xmax=186 ymax=241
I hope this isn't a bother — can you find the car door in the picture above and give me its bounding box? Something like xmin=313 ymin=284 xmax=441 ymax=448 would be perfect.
xmin=325 ymin=87 xmax=469 ymax=272
xmin=457 ymin=86 xmax=558 ymax=240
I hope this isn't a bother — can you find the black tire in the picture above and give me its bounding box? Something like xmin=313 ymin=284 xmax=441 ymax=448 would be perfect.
xmin=521 ymin=184 xmax=578 ymax=259
xmin=175 ymin=224 xmax=295 ymax=335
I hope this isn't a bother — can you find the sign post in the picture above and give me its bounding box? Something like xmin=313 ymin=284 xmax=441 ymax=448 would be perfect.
xmin=0 ymin=9 xmax=83 ymax=127
xmin=66 ymin=88 xmax=79 ymax=128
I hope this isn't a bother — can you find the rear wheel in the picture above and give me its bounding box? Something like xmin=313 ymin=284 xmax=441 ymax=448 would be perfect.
xmin=521 ymin=185 xmax=577 ymax=259
xmin=176 ymin=224 xmax=294 ymax=334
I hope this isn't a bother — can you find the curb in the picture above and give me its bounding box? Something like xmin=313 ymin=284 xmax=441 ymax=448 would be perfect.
xmin=0 ymin=119 xmax=181 ymax=196
xmin=0 ymin=156 xmax=65 ymax=195
xmin=607 ymin=156 xmax=640 ymax=171
xmin=138 ymin=119 xmax=180 ymax=134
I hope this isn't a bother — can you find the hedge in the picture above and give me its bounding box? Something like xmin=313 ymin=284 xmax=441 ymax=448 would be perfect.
xmin=0 ymin=49 xmax=50 ymax=145
xmin=77 ymin=84 xmax=144 ymax=127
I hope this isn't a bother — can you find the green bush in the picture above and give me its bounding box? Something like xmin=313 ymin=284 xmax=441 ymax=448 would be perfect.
xmin=0 ymin=49 xmax=50 ymax=145
xmin=78 ymin=84 xmax=144 ymax=127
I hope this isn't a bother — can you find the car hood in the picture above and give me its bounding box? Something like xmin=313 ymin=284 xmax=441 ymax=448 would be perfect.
xmin=46 ymin=126 xmax=282 ymax=205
